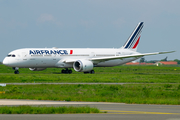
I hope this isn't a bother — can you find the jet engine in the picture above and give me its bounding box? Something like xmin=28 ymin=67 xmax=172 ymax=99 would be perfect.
xmin=29 ymin=68 xmax=47 ymax=71
xmin=73 ymin=60 xmax=93 ymax=72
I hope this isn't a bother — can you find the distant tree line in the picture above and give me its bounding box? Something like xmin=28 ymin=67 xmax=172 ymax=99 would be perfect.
xmin=174 ymin=59 xmax=180 ymax=64
xmin=139 ymin=57 xmax=180 ymax=64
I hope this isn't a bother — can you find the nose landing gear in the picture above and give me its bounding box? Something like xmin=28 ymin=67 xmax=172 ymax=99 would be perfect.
xmin=12 ymin=67 xmax=19 ymax=74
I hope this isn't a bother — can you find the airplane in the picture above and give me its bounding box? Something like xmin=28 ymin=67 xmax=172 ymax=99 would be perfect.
xmin=2 ymin=22 xmax=174 ymax=74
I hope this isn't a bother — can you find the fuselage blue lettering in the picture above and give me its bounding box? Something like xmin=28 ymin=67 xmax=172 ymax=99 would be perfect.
xmin=50 ymin=50 xmax=56 ymax=54
xmin=29 ymin=50 xmax=68 ymax=55
xmin=29 ymin=50 xmax=34 ymax=54
xmin=63 ymin=50 xmax=68 ymax=54
xmin=41 ymin=50 xmax=45 ymax=54
xmin=36 ymin=50 xmax=41 ymax=54
xmin=45 ymin=50 xmax=49 ymax=54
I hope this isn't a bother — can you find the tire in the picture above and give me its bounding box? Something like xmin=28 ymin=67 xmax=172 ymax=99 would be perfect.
xmin=90 ymin=70 xmax=95 ymax=74
xmin=14 ymin=70 xmax=19 ymax=74
xmin=68 ymin=70 xmax=72 ymax=74
xmin=61 ymin=70 xmax=65 ymax=73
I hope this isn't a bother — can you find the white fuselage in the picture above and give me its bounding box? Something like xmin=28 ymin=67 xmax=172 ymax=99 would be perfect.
xmin=3 ymin=48 xmax=140 ymax=68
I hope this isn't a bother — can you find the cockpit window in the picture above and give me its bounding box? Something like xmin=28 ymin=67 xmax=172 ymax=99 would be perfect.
xmin=7 ymin=54 xmax=16 ymax=57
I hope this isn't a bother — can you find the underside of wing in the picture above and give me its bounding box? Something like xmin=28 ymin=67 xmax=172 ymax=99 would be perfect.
xmin=62 ymin=59 xmax=77 ymax=63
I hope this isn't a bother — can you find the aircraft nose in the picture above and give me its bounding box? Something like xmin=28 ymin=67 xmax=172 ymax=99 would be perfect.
xmin=3 ymin=58 xmax=9 ymax=65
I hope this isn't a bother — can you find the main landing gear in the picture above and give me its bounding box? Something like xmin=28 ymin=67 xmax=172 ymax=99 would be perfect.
xmin=61 ymin=68 xmax=72 ymax=74
xmin=12 ymin=67 xmax=19 ymax=74
xmin=84 ymin=70 xmax=95 ymax=74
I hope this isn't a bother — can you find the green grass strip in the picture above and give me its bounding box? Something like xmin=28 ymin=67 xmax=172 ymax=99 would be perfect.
xmin=0 ymin=64 xmax=180 ymax=83
xmin=1 ymin=84 xmax=180 ymax=105
xmin=0 ymin=106 xmax=100 ymax=114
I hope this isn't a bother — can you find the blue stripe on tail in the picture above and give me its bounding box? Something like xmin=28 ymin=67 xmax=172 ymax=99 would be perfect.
xmin=124 ymin=22 xmax=144 ymax=49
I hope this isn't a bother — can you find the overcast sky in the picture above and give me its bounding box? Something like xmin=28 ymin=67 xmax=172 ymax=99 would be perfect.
xmin=0 ymin=0 xmax=179 ymax=62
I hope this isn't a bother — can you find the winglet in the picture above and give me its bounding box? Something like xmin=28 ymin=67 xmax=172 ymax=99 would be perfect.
xmin=158 ymin=51 xmax=176 ymax=54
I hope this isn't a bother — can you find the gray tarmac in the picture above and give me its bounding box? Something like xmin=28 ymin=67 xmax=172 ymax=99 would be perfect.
xmin=0 ymin=99 xmax=180 ymax=120
xmin=0 ymin=114 xmax=180 ymax=120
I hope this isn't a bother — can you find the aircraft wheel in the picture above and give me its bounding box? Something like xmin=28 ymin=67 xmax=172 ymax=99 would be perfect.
xmin=65 ymin=69 xmax=69 ymax=74
xmin=90 ymin=70 xmax=95 ymax=74
xmin=14 ymin=70 xmax=19 ymax=74
xmin=61 ymin=69 xmax=72 ymax=74
xmin=68 ymin=70 xmax=72 ymax=74
xmin=61 ymin=69 xmax=65 ymax=73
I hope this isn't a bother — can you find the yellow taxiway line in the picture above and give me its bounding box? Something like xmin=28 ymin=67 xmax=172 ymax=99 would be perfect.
xmin=100 ymin=110 xmax=180 ymax=115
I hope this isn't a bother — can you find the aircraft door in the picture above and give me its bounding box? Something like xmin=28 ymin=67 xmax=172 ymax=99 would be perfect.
xmin=22 ymin=52 xmax=27 ymax=57
xmin=116 ymin=52 xmax=121 ymax=56
xmin=22 ymin=52 xmax=27 ymax=61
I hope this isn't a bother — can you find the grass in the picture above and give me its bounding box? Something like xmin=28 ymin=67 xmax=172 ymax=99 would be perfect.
xmin=0 ymin=64 xmax=180 ymax=105
xmin=0 ymin=64 xmax=180 ymax=83
xmin=0 ymin=84 xmax=180 ymax=104
xmin=0 ymin=106 xmax=100 ymax=114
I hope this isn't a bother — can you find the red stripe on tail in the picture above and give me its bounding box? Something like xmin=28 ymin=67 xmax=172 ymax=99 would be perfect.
xmin=132 ymin=36 xmax=140 ymax=49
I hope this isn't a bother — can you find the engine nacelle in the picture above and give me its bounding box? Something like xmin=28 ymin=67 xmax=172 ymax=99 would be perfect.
xmin=29 ymin=68 xmax=46 ymax=71
xmin=73 ymin=60 xmax=93 ymax=72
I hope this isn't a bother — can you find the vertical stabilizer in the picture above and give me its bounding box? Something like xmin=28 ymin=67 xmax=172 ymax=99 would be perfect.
xmin=122 ymin=22 xmax=144 ymax=51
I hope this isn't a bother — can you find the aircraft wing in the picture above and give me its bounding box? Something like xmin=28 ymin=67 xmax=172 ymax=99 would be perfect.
xmin=63 ymin=51 xmax=175 ymax=63
xmin=90 ymin=51 xmax=175 ymax=62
